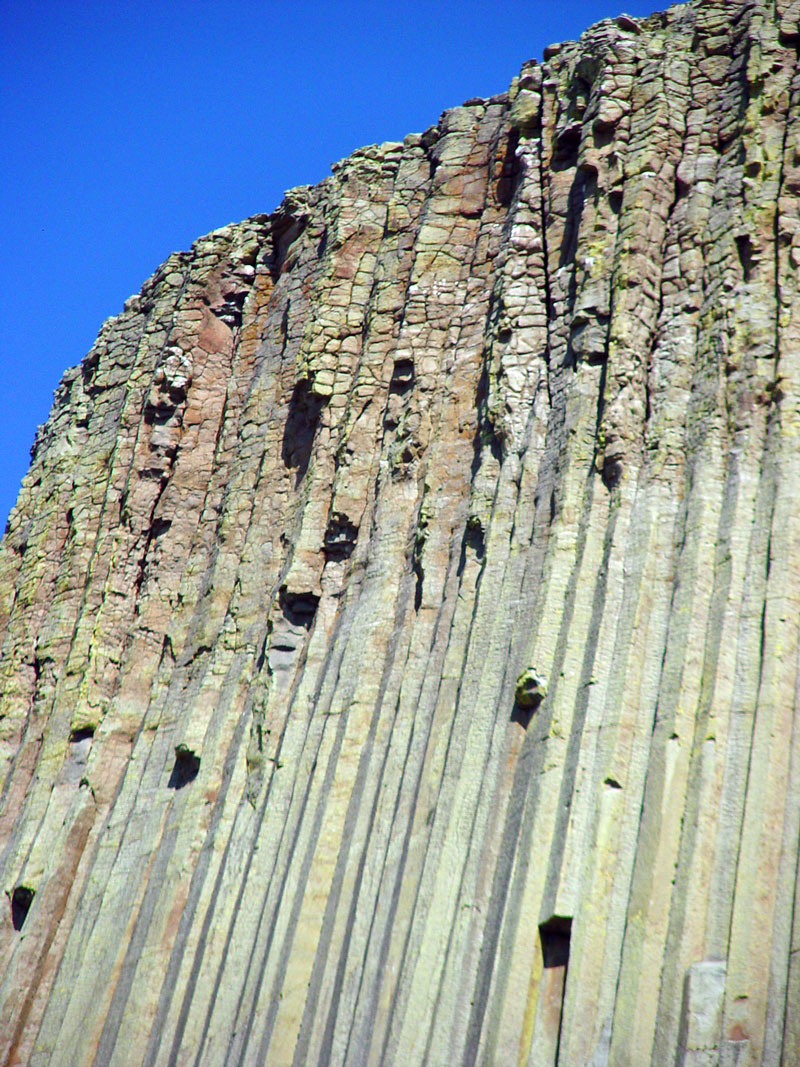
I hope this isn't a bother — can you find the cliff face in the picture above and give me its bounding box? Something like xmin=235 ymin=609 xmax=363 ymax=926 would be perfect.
xmin=1 ymin=1 xmax=799 ymax=1064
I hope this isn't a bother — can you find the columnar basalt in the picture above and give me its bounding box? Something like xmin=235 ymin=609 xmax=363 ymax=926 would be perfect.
xmin=1 ymin=1 xmax=799 ymax=1064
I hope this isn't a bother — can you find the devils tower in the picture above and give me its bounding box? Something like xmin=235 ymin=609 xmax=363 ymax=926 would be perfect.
xmin=1 ymin=1 xmax=799 ymax=1063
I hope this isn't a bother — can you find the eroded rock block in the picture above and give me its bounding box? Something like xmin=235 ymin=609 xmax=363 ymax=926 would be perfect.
xmin=515 ymin=667 xmax=547 ymax=709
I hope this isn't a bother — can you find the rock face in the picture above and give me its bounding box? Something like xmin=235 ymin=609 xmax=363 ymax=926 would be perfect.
xmin=1 ymin=1 xmax=799 ymax=1063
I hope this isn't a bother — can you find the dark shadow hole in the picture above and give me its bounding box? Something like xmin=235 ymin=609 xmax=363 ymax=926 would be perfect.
xmin=558 ymin=170 xmax=589 ymax=266
xmin=413 ymin=557 xmax=424 ymax=612
xmin=168 ymin=746 xmax=200 ymax=789
xmin=211 ymin=290 xmax=246 ymax=328
xmin=69 ymin=726 xmax=95 ymax=744
xmin=552 ymin=124 xmax=582 ymax=171
xmin=602 ymin=457 xmax=623 ymax=489
xmin=511 ymin=703 xmax=535 ymax=729
xmin=472 ymin=362 xmax=504 ymax=466
xmin=324 ymin=514 xmax=358 ymax=561
xmin=675 ymin=175 xmax=692 ymax=200
xmin=495 ymin=127 xmax=521 ymax=206
xmin=150 ymin=517 xmax=172 ymax=538
xmin=592 ymin=123 xmax=614 ymax=148
xmin=457 ymin=521 xmax=485 ymax=578
xmin=281 ymin=380 xmax=326 ymax=484
xmin=280 ymin=589 xmax=320 ymax=629
xmin=735 ymin=234 xmax=754 ymax=282
xmin=11 ymin=886 xmax=34 ymax=931
xmin=586 ymin=348 xmax=609 ymax=367
xmin=267 ymin=214 xmax=305 ymax=279
xmin=139 ymin=467 xmax=169 ymax=484
xmin=540 ymin=915 xmax=572 ymax=968
xmin=81 ymin=350 xmax=100 ymax=391
xmin=144 ymin=402 xmax=175 ymax=426
xmin=390 ymin=359 xmax=415 ymax=394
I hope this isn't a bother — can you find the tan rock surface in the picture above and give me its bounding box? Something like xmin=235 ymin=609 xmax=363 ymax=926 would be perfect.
xmin=1 ymin=1 xmax=799 ymax=1063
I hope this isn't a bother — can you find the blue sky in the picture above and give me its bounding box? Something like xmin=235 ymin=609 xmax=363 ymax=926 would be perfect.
xmin=1 ymin=0 xmax=663 ymax=528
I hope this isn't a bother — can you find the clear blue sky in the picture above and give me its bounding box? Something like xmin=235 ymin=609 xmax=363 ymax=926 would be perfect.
xmin=1 ymin=0 xmax=663 ymax=528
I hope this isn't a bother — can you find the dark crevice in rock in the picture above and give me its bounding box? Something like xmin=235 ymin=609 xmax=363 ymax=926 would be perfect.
xmin=69 ymin=726 xmax=95 ymax=743
xmin=323 ymin=514 xmax=358 ymax=561
xmin=143 ymin=404 xmax=179 ymax=428
xmin=149 ymin=517 xmax=172 ymax=539
xmin=81 ymin=349 xmax=102 ymax=395
xmin=735 ymin=234 xmax=755 ymax=282
xmin=552 ymin=123 xmax=583 ymax=172
xmin=131 ymin=479 xmax=171 ymax=599
xmin=591 ymin=123 xmax=615 ymax=148
xmin=592 ymin=355 xmax=609 ymax=481
xmin=389 ymin=359 xmax=415 ymax=395
xmin=510 ymin=702 xmax=536 ymax=730
xmin=559 ymin=170 xmax=591 ymax=268
xmin=168 ymin=745 xmax=200 ymax=789
xmin=473 ymin=363 xmax=504 ymax=467
xmin=279 ymin=589 xmax=320 ymax=629
xmin=267 ymin=207 xmax=308 ymax=280
xmin=602 ymin=455 xmax=624 ymax=489
xmin=495 ymin=127 xmax=521 ymax=206
xmin=457 ymin=518 xmax=486 ymax=578
xmin=10 ymin=886 xmax=34 ymax=931
xmin=179 ymin=644 xmax=212 ymax=668
xmin=413 ymin=554 xmax=424 ymax=612
xmin=571 ymin=309 xmax=610 ymax=366
xmin=539 ymin=915 xmax=572 ymax=1062
xmin=540 ymin=914 xmax=572 ymax=967
xmin=210 ymin=289 xmax=247 ymax=328
xmin=281 ymin=380 xmax=326 ymax=485
xmin=66 ymin=726 xmax=94 ymax=785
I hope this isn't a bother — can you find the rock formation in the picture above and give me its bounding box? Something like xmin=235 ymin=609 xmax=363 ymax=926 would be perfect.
xmin=1 ymin=0 xmax=799 ymax=1062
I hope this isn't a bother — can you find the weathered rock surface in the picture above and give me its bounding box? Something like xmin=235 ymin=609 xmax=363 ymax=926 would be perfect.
xmin=1 ymin=1 xmax=799 ymax=1063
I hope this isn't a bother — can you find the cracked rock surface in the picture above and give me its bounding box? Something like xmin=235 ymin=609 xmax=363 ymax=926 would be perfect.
xmin=1 ymin=1 xmax=799 ymax=1063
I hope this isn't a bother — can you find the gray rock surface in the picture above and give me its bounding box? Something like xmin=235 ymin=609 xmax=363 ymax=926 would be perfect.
xmin=1 ymin=1 xmax=799 ymax=1063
